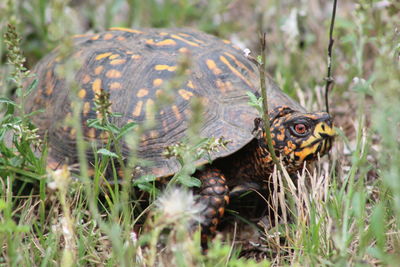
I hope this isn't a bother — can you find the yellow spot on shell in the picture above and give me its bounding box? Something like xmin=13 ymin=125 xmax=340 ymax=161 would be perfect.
xmin=109 ymin=54 xmax=120 ymax=60
xmin=83 ymin=102 xmax=91 ymax=116
xmin=73 ymin=34 xmax=90 ymax=38
xmin=179 ymin=47 xmax=189 ymax=53
xmin=178 ymin=89 xmax=193 ymax=100
xmin=154 ymin=65 xmax=177 ymax=71
xmin=110 ymin=59 xmax=126 ymax=65
xmin=100 ymin=131 xmax=110 ymax=141
xmin=159 ymin=32 xmax=169 ymax=36
xmin=45 ymin=84 xmax=53 ymax=96
xmin=155 ymin=90 xmax=162 ymax=97
xmin=92 ymin=79 xmax=102 ymax=94
xmin=224 ymin=52 xmax=254 ymax=76
xmin=109 ymin=27 xmax=144 ymax=34
xmin=131 ymin=54 xmax=141 ymax=59
xmin=117 ymin=36 xmax=126 ymax=41
xmin=96 ymin=52 xmax=112 ymax=60
xmin=132 ymin=101 xmax=143 ymax=117
xmin=187 ymin=80 xmax=194 ymax=89
xmin=153 ymin=79 xmax=163 ymax=87
xmin=223 ymin=39 xmax=231 ymax=44
xmin=149 ymin=131 xmax=158 ymax=138
xmin=87 ymin=128 xmax=96 ymax=139
xmin=69 ymin=128 xmax=76 ymax=139
xmin=78 ymin=89 xmax=86 ymax=99
xmin=137 ymin=88 xmax=149 ymax=97
xmin=103 ymin=33 xmax=113 ymax=40
xmin=172 ymin=105 xmax=182 ymax=120
xmin=219 ymin=55 xmax=252 ymax=87
xmin=82 ymin=75 xmax=91 ymax=84
xmin=91 ymin=35 xmax=100 ymax=40
xmin=106 ymin=69 xmax=122 ymax=78
xmin=146 ymin=39 xmax=177 ymax=46
xmin=145 ymin=99 xmax=155 ymax=120
xmin=171 ymin=34 xmax=200 ymax=47
xmin=206 ymin=59 xmax=222 ymax=75
xmin=94 ymin=65 xmax=104 ymax=75
xmin=109 ymin=82 xmax=122 ymax=90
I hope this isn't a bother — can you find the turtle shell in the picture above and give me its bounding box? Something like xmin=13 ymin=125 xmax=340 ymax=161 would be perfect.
xmin=26 ymin=28 xmax=304 ymax=178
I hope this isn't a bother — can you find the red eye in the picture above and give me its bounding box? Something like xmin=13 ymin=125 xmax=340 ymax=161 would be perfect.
xmin=294 ymin=123 xmax=307 ymax=134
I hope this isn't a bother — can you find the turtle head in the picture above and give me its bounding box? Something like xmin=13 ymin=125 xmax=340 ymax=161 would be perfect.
xmin=255 ymin=106 xmax=336 ymax=173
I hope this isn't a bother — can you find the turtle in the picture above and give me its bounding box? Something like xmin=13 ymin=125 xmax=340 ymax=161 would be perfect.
xmin=25 ymin=27 xmax=335 ymax=247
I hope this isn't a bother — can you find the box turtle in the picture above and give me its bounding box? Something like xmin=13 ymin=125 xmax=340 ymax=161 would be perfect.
xmin=25 ymin=27 xmax=335 ymax=247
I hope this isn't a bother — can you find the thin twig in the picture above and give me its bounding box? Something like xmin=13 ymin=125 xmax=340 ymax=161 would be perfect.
xmin=325 ymin=0 xmax=338 ymax=114
xmin=246 ymin=33 xmax=281 ymax=170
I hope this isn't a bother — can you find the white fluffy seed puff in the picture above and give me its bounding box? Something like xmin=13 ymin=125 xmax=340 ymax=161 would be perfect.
xmin=154 ymin=187 xmax=205 ymax=225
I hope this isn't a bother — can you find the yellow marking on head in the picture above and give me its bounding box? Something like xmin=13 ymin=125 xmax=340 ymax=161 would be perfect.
xmin=131 ymin=54 xmax=141 ymax=59
xmin=187 ymin=80 xmax=194 ymax=89
xmin=224 ymin=52 xmax=254 ymax=76
xmin=137 ymin=88 xmax=149 ymax=97
xmin=178 ymin=89 xmax=193 ymax=100
xmin=109 ymin=82 xmax=122 ymax=90
xmin=92 ymin=79 xmax=102 ymax=94
xmin=300 ymin=122 xmax=335 ymax=149
xmin=103 ymin=33 xmax=113 ymax=40
xmin=171 ymin=34 xmax=200 ymax=47
xmin=110 ymin=59 xmax=126 ymax=65
xmin=82 ymin=75 xmax=91 ymax=84
xmin=146 ymin=39 xmax=177 ymax=46
xmin=109 ymin=54 xmax=120 ymax=60
xmin=91 ymin=35 xmax=100 ymax=40
xmin=295 ymin=143 xmax=319 ymax=163
xmin=94 ymin=65 xmax=104 ymax=75
xmin=153 ymin=79 xmax=163 ymax=87
xmin=87 ymin=128 xmax=96 ymax=139
xmin=154 ymin=64 xmax=177 ymax=71
xmin=96 ymin=52 xmax=112 ymax=60
xmin=106 ymin=69 xmax=122 ymax=78
xmin=219 ymin=55 xmax=252 ymax=87
xmin=206 ymin=59 xmax=222 ymax=75
xmin=78 ymin=89 xmax=87 ymax=99
xmin=83 ymin=102 xmax=91 ymax=116
xmin=172 ymin=105 xmax=182 ymax=120
xmin=109 ymin=27 xmax=143 ymax=34
xmin=132 ymin=101 xmax=143 ymax=117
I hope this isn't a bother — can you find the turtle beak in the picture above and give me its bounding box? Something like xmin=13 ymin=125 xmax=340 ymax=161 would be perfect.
xmin=310 ymin=113 xmax=336 ymax=154
xmin=294 ymin=113 xmax=336 ymax=162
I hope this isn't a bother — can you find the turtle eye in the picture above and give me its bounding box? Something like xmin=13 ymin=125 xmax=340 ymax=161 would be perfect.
xmin=294 ymin=123 xmax=307 ymax=135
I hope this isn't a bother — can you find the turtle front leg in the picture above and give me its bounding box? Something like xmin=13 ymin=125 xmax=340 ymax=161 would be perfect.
xmin=197 ymin=167 xmax=230 ymax=249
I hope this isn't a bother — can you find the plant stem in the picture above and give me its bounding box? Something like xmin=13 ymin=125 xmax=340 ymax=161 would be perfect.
xmin=258 ymin=33 xmax=281 ymax=171
xmin=324 ymin=0 xmax=338 ymax=114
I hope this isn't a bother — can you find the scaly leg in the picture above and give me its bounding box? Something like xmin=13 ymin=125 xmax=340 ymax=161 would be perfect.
xmin=197 ymin=167 xmax=230 ymax=249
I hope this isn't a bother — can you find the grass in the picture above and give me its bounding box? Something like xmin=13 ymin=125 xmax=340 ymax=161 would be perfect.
xmin=1 ymin=0 xmax=400 ymax=266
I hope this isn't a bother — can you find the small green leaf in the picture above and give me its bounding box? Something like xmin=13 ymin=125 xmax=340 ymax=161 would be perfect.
xmin=97 ymin=148 xmax=119 ymax=158
xmin=116 ymin=122 xmax=137 ymax=140
xmin=177 ymin=175 xmax=201 ymax=187
xmin=24 ymin=78 xmax=38 ymax=97
xmin=0 ymin=97 xmax=16 ymax=106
